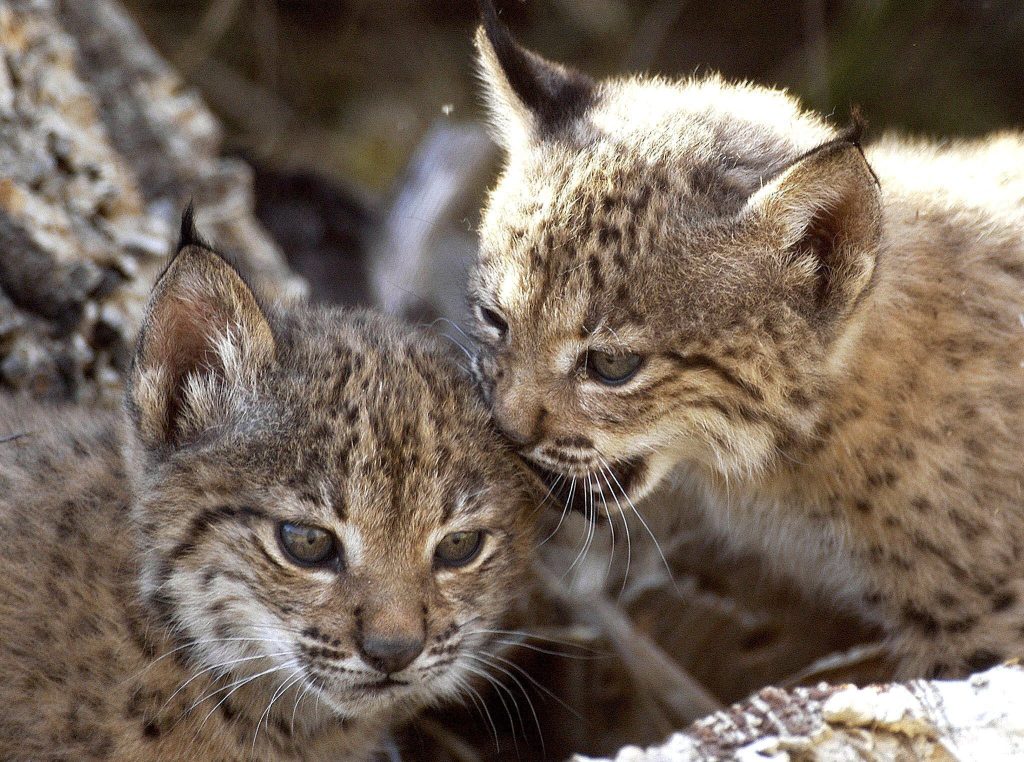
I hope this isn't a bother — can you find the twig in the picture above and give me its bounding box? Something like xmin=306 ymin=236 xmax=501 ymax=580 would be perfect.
xmin=535 ymin=563 xmax=724 ymax=724
xmin=779 ymin=641 xmax=892 ymax=689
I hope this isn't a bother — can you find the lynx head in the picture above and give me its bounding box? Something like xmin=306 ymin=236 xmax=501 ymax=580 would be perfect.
xmin=124 ymin=211 xmax=534 ymax=725
xmin=469 ymin=2 xmax=882 ymax=513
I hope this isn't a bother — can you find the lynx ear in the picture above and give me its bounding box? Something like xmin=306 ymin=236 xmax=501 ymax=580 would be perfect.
xmin=475 ymin=0 xmax=595 ymax=151
xmin=127 ymin=214 xmax=275 ymax=449
xmin=744 ymin=137 xmax=882 ymax=335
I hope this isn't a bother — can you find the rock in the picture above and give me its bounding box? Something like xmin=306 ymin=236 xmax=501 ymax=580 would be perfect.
xmin=576 ymin=665 xmax=1024 ymax=761
xmin=0 ymin=0 xmax=304 ymax=402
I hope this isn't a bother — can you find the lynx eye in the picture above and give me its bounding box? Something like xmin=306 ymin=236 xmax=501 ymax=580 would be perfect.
xmin=478 ymin=305 xmax=509 ymax=338
xmin=587 ymin=351 xmax=644 ymax=385
xmin=278 ymin=522 xmax=339 ymax=568
xmin=434 ymin=531 xmax=484 ymax=568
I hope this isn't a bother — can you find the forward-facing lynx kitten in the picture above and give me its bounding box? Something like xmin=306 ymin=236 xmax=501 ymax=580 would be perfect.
xmin=468 ymin=3 xmax=1024 ymax=678
xmin=0 ymin=215 xmax=534 ymax=759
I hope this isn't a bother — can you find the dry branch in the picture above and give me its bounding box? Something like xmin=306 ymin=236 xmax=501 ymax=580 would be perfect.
xmin=537 ymin=564 xmax=724 ymax=724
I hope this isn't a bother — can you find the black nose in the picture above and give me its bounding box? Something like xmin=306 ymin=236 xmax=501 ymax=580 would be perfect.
xmin=360 ymin=635 xmax=424 ymax=674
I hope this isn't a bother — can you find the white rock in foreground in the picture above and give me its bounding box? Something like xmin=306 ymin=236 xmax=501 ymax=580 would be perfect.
xmin=575 ymin=665 xmax=1024 ymax=761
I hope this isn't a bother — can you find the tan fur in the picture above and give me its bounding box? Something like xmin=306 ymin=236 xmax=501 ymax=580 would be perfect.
xmin=0 ymin=240 xmax=534 ymax=759
xmin=469 ymin=16 xmax=1024 ymax=678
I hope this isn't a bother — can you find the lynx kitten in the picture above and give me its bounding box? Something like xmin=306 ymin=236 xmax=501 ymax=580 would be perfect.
xmin=0 ymin=214 xmax=533 ymax=759
xmin=468 ymin=2 xmax=1024 ymax=678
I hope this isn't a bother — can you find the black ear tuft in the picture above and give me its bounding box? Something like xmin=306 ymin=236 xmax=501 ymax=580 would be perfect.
xmin=127 ymin=244 xmax=276 ymax=449
xmin=842 ymin=106 xmax=867 ymax=147
xmin=839 ymin=107 xmax=879 ymax=185
xmin=177 ymin=201 xmax=213 ymax=252
xmin=477 ymin=0 xmax=595 ymax=134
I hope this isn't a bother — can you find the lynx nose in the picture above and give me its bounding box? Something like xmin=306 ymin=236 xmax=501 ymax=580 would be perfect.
xmin=493 ymin=391 xmax=545 ymax=447
xmin=359 ymin=635 xmax=424 ymax=674
xmin=495 ymin=418 xmax=534 ymax=446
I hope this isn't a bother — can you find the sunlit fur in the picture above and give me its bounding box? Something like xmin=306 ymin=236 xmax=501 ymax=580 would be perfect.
xmin=0 ymin=243 xmax=534 ymax=759
xmin=470 ymin=15 xmax=1024 ymax=678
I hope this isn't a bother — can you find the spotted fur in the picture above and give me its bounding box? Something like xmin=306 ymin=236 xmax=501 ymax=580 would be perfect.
xmin=0 ymin=232 xmax=534 ymax=759
xmin=469 ymin=4 xmax=1024 ymax=678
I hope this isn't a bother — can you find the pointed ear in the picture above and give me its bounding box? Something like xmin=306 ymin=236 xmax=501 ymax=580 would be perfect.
xmin=126 ymin=234 xmax=276 ymax=449
xmin=475 ymin=0 xmax=595 ymax=151
xmin=744 ymin=139 xmax=882 ymax=335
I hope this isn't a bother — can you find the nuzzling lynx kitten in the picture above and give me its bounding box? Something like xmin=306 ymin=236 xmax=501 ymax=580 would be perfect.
xmin=468 ymin=2 xmax=1024 ymax=678
xmin=0 ymin=214 xmax=534 ymax=760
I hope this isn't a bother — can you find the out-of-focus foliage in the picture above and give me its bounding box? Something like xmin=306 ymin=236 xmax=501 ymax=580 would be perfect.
xmin=123 ymin=0 xmax=1024 ymax=194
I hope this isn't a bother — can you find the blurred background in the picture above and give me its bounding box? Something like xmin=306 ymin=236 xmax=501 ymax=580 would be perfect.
xmin=113 ymin=2 xmax=1023 ymax=759
xmin=122 ymin=0 xmax=1024 ymax=315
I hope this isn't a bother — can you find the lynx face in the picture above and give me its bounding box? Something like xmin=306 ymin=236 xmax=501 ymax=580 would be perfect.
xmin=469 ymin=7 xmax=881 ymax=515
xmin=127 ymin=222 xmax=534 ymax=722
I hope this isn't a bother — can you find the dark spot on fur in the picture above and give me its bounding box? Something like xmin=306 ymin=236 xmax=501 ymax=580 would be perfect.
xmin=992 ymin=591 xmax=1016 ymax=612
xmin=667 ymin=351 xmax=764 ymax=401
xmin=925 ymin=662 xmax=951 ymax=679
xmin=973 ymin=578 xmax=996 ymax=597
xmin=966 ymin=649 xmax=1003 ymax=672
xmin=587 ymin=255 xmax=604 ymax=289
xmin=889 ymin=554 xmax=913 ymax=570
xmin=944 ymin=616 xmax=978 ymax=634
xmin=220 ymin=697 xmax=237 ymax=722
xmin=949 ymin=510 xmax=984 ymax=541
xmin=902 ymin=603 xmax=940 ymax=636
xmin=169 ymin=505 xmax=268 ymax=561
xmin=896 ymin=443 xmax=917 ymax=461
xmin=911 ymin=497 xmax=932 ymax=514
xmin=788 ymin=387 xmax=812 ymax=409
xmin=964 ymin=437 xmax=987 ymax=457
xmin=598 ymin=224 xmax=621 ymax=248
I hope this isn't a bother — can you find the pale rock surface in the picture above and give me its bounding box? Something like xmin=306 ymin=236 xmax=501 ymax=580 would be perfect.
xmin=576 ymin=665 xmax=1024 ymax=761
xmin=0 ymin=0 xmax=303 ymax=402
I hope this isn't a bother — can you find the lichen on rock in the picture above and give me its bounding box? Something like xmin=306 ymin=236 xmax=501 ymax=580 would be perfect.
xmin=0 ymin=0 xmax=303 ymax=402
xmin=578 ymin=665 xmax=1024 ymax=762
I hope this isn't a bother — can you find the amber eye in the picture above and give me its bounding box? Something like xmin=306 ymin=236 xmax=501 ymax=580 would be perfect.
xmin=278 ymin=523 xmax=339 ymax=568
xmin=434 ymin=531 xmax=485 ymax=568
xmin=478 ymin=305 xmax=509 ymax=338
xmin=587 ymin=351 xmax=644 ymax=385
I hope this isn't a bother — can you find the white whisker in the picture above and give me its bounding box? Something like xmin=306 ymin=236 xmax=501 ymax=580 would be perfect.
xmin=539 ymin=475 xmax=575 ymax=546
xmin=451 ymin=673 xmax=501 ymax=753
xmin=468 ymin=652 xmax=545 ymax=756
xmin=462 ymin=662 xmax=523 ymax=754
xmin=475 ymin=651 xmax=582 ymax=720
xmin=160 ymin=651 xmax=292 ymax=715
xmin=599 ymin=454 xmax=675 ymax=590
xmin=252 ymin=666 xmax=304 ymax=756
xmin=597 ymin=464 xmax=632 ymax=595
